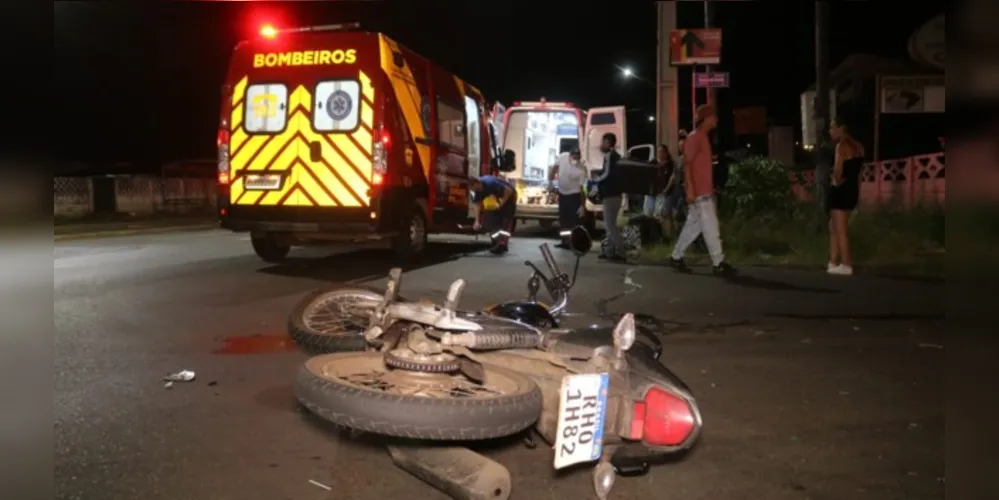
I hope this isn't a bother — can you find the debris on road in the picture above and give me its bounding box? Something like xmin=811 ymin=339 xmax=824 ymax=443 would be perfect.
xmin=164 ymin=381 xmax=173 ymax=389
xmin=838 ymin=390 xmax=851 ymax=396
xmin=163 ymin=370 xmax=196 ymax=382
xmin=207 ymin=380 xmax=218 ymax=386
xmin=917 ymin=342 xmax=944 ymax=349
xmin=308 ymin=479 xmax=333 ymax=491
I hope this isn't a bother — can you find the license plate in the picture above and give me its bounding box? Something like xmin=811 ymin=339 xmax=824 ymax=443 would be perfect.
xmin=243 ymin=173 xmax=282 ymax=190
xmin=553 ymin=372 xmax=610 ymax=469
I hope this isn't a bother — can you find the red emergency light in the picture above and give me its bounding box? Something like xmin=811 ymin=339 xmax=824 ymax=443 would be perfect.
xmin=260 ymin=24 xmax=278 ymax=39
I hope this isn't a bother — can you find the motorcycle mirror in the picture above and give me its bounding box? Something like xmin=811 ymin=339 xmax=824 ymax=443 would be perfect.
xmin=569 ymin=225 xmax=592 ymax=256
xmin=613 ymin=313 xmax=637 ymax=353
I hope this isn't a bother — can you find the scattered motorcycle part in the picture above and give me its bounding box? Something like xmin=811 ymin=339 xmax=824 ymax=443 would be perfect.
xmin=440 ymin=329 xmax=542 ymax=350
xmin=384 ymin=349 xmax=461 ymax=373
xmin=387 ymin=444 xmax=512 ymax=500
xmin=296 ymin=352 xmax=542 ymax=440
xmin=593 ymin=459 xmax=617 ymax=500
xmin=288 ymin=287 xmax=385 ymax=353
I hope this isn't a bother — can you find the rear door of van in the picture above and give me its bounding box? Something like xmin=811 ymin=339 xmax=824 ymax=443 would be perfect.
xmin=224 ymin=32 xmax=380 ymax=224
xmin=582 ymin=106 xmax=627 ymax=211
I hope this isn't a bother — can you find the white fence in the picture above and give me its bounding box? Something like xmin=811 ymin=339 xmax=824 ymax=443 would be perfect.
xmin=54 ymin=176 xmax=217 ymax=218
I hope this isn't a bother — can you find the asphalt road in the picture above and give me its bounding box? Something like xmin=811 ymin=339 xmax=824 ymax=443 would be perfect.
xmin=54 ymin=228 xmax=945 ymax=500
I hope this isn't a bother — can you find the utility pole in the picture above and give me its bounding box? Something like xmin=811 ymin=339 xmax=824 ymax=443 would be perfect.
xmin=656 ymin=2 xmax=680 ymax=155
xmin=814 ymin=0 xmax=831 ymax=214
xmin=704 ymin=1 xmax=716 ymax=107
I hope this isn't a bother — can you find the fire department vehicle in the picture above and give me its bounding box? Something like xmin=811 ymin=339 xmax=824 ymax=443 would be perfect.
xmin=489 ymin=99 xmax=653 ymax=227
xmin=216 ymin=24 xmax=506 ymax=262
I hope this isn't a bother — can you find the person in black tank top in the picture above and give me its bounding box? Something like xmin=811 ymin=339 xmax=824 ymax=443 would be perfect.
xmin=826 ymin=118 xmax=865 ymax=276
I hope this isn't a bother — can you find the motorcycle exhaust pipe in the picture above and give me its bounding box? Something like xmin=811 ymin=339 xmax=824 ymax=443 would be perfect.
xmin=387 ymin=444 xmax=511 ymax=500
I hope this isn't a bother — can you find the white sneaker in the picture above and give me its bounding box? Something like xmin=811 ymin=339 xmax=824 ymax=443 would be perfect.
xmin=828 ymin=264 xmax=854 ymax=276
xmin=827 ymin=262 xmax=839 ymax=273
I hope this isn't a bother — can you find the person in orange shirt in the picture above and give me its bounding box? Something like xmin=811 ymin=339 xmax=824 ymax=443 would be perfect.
xmin=667 ymin=105 xmax=736 ymax=276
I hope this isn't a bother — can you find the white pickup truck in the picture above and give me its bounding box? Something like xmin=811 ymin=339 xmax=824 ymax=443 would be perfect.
xmin=489 ymin=99 xmax=653 ymax=228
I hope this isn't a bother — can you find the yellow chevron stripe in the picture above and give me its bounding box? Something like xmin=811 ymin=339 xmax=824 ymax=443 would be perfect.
xmin=298 ymin=163 xmax=344 ymax=207
xmin=380 ymin=35 xmax=431 ymax=178
xmin=231 ymin=103 xmax=244 ymax=131
xmin=353 ymin=124 xmax=373 ymax=156
xmin=245 ymin=122 xmax=300 ymax=171
xmin=232 ymin=76 xmax=248 ymax=107
xmin=329 ymin=134 xmax=372 ymax=180
xmin=284 ymin=187 xmax=310 ymax=206
xmin=301 ymin=128 xmax=370 ymax=199
xmin=230 ymin=176 xmax=245 ymax=203
xmin=360 ymin=104 xmax=374 ymax=130
xmin=290 ymin=85 xmax=312 ymax=112
xmin=360 ymin=70 xmax=375 ymax=102
xmin=230 ymin=135 xmax=269 ymax=171
xmin=257 ymin=134 xmax=302 ymax=172
xmin=237 ymin=189 xmax=263 ymax=205
xmin=230 ymin=127 xmax=247 ymax=154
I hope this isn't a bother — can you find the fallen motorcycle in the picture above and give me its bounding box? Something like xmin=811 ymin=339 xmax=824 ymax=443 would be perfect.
xmin=287 ymin=227 xmax=663 ymax=358
xmin=294 ymin=230 xmax=702 ymax=500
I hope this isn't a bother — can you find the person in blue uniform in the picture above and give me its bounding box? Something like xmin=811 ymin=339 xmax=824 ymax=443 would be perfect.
xmin=470 ymin=175 xmax=518 ymax=255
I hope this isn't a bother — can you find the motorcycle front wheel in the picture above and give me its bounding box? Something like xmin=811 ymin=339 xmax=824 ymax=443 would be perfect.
xmin=296 ymin=351 xmax=542 ymax=440
xmin=287 ymin=288 xmax=384 ymax=354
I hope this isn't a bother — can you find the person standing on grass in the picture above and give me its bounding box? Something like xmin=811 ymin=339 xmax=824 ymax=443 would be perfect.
xmin=667 ymin=104 xmax=736 ymax=276
xmin=592 ymin=132 xmax=626 ymax=262
xmin=826 ymin=117 xmax=865 ymax=275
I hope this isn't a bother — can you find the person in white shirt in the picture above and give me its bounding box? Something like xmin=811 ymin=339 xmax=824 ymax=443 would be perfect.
xmin=550 ymin=147 xmax=586 ymax=248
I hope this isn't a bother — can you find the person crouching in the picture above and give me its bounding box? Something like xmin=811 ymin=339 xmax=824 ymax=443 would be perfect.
xmin=470 ymin=175 xmax=518 ymax=255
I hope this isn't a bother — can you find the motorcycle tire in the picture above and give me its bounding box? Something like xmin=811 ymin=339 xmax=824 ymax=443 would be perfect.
xmin=296 ymin=351 xmax=543 ymax=441
xmin=287 ymin=287 xmax=388 ymax=354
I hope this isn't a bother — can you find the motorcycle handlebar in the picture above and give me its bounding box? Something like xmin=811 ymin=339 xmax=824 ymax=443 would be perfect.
xmin=539 ymin=243 xmax=562 ymax=278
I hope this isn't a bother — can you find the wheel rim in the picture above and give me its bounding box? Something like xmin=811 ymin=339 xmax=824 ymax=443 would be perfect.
xmin=308 ymin=352 xmax=526 ymax=400
xmin=409 ymin=215 xmax=426 ymax=252
xmin=302 ymin=291 xmax=381 ymax=335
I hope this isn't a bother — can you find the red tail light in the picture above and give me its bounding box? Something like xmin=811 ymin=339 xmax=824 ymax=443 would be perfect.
xmin=372 ymin=172 xmax=384 ymax=185
xmin=217 ymin=127 xmax=231 ymax=185
xmin=630 ymin=387 xmax=696 ymax=446
xmin=373 ymin=127 xmax=390 ymax=177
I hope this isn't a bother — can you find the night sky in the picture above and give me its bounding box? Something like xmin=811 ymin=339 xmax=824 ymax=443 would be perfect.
xmin=54 ymin=1 xmax=942 ymax=172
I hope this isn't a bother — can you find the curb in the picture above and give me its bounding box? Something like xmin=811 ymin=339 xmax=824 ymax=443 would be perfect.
xmin=54 ymin=222 xmax=220 ymax=241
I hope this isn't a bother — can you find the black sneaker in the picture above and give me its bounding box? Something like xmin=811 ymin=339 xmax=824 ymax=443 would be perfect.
xmin=606 ymin=254 xmax=627 ymax=263
xmin=668 ymin=257 xmax=692 ymax=273
xmin=713 ymin=262 xmax=737 ymax=276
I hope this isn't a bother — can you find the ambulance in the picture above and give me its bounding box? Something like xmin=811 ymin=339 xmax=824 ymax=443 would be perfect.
xmin=216 ymin=24 xmax=505 ymax=262
xmin=489 ymin=99 xmax=653 ymax=227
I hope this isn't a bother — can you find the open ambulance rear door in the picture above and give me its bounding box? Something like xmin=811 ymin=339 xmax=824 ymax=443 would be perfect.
xmin=583 ymin=106 xmax=627 ymax=212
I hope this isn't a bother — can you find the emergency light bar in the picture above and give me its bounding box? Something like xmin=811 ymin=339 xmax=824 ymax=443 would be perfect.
xmin=512 ymin=100 xmax=574 ymax=108
xmin=260 ymin=22 xmax=362 ymax=38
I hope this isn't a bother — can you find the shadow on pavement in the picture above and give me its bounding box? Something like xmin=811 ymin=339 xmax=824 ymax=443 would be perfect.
xmin=255 ymin=241 xmax=492 ymax=283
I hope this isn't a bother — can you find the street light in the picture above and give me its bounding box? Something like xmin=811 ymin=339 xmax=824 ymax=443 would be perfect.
xmin=615 ymin=64 xmax=654 ymax=88
xmin=621 ymin=67 xmax=634 ymax=78
xmin=648 ymin=115 xmax=655 ymax=122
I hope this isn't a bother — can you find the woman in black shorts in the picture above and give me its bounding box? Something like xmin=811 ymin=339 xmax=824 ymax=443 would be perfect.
xmin=826 ymin=118 xmax=865 ymax=276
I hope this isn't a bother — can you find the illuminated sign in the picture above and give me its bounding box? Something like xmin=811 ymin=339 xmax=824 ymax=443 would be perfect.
xmin=252 ymin=49 xmax=357 ymax=68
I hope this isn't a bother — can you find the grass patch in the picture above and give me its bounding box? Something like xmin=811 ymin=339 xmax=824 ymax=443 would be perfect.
xmin=643 ymin=205 xmax=945 ymax=277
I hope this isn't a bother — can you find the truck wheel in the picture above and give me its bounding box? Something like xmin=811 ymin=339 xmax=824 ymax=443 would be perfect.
xmin=392 ymin=205 xmax=427 ymax=260
xmin=251 ymin=234 xmax=290 ymax=263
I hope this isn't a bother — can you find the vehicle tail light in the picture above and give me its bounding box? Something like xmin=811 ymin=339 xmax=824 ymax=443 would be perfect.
xmin=630 ymin=387 xmax=696 ymax=446
xmin=373 ymin=127 xmax=390 ymax=177
xmin=217 ymin=128 xmax=231 ymax=185
xmin=260 ymin=24 xmax=277 ymax=39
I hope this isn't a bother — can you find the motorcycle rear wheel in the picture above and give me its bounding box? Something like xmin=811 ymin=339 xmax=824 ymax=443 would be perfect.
xmin=296 ymin=351 xmax=542 ymax=440
xmin=287 ymin=288 xmax=384 ymax=354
